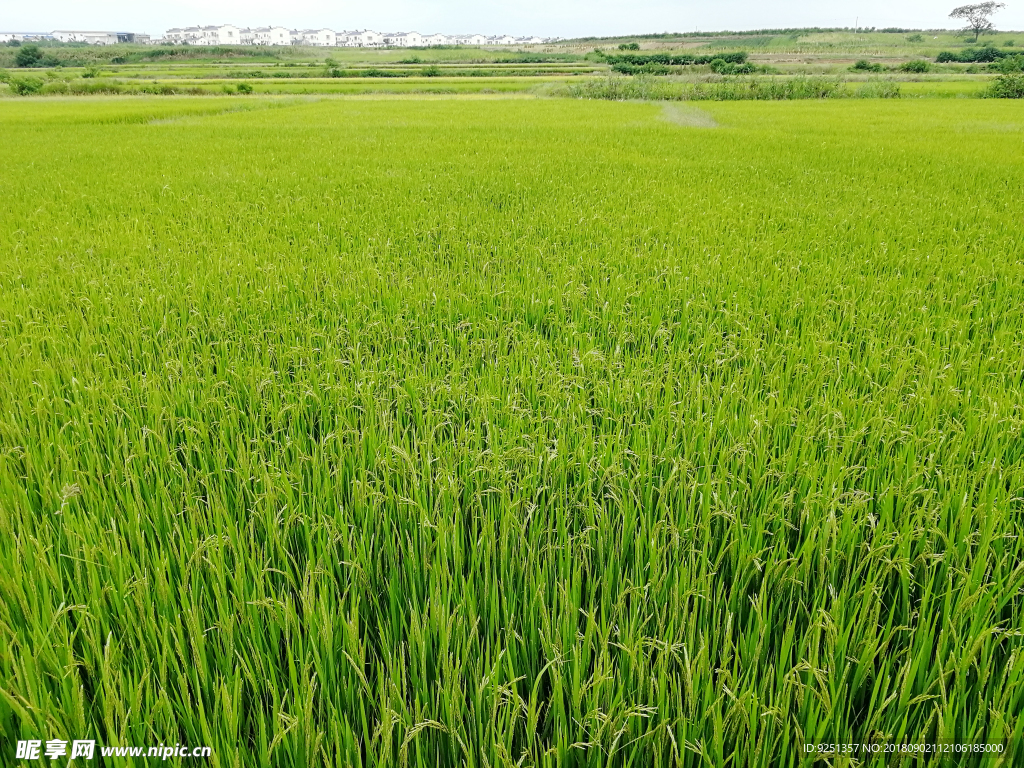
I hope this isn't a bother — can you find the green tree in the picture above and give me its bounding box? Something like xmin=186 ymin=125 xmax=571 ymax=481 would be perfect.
xmin=15 ymin=44 xmax=43 ymax=67
xmin=950 ymin=2 xmax=1006 ymax=42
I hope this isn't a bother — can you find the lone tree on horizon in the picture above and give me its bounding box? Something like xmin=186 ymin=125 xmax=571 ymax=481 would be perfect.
xmin=949 ymin=1 xmax=1006 ymax=42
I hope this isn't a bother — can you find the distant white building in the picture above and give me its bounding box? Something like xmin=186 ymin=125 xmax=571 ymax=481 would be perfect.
xmin=452 ymin=34 xmax=488 ymax=46
xmin=0 ymin=32 xmax=53 ymax=43
xmin=53 ymin=30 xmax=115 ymax=44
xmin=164 ymin=25 xmax=239 ymax=45
xmin=241 ymin=26 xmax=290 ymax=46
xmin=163 ymin=27 xmax=189 ymax=43
xmin=382 ymin=31 xmax=423 ymax=47
xmin=53 ymin=30 xmax=148 ymax=44
xmin=293 ymin=28 xmax=336 ymax=46
xmin=210 ymin=25 xmax=241 ymax=44
xmin=339 ymin=29 xmax=382 ymax=47
xmin=155 ymin=25 xmax=534 ymax=48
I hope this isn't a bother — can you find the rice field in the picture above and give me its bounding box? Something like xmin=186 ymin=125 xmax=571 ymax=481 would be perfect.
xmin=1 ymin=95 xmax=1023 ymax=766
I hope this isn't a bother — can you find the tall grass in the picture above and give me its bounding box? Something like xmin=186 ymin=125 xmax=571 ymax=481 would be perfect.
xmin=564 ymin=75 xmax=902 ymax=100
xmin=0 ymin=97 xmax=1022 ymax=766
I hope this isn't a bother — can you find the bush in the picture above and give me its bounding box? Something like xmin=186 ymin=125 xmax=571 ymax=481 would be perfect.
xmin=618 ymin=42 xmax=640 ymax=50
xmin=9 ymin=75 xmax=44 ymax=94
xmin=236 ymin=82 xmax=253 ymax=93
xmin=82 ymin=66 xmax=100 ymax=78
xmin=423 ymin=65 xmax=441 ymax=77
xmin=936 ymin=45 xmax=1005 ymax=63
xmin=852 ymin=59 xmax=885 ymax=72
xmin=710 ymin=58 xmax=757 ymax=75
xmin=906 ymin=34 xmax=925 ymax=42
xmin=966 ymin=45 xmax=1005 ymax=62
xmin=136 ymin=83 xmax=179 ymax=95
xmin=987 ymin=73 xmax=1024 ymax=97
xmin=1004 ymin=40 xmax=1015 ymax=46
xmin=899 ymin=60 xmax=930 ymax=73
xmin=15 ymin=44 xmax=43 ymax=67
xmin=992 ymin=54 xmax=1024 ymax=73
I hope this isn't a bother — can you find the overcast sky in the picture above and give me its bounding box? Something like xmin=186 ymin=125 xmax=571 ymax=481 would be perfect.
xmin=5 ymin=0 xmax=1022 ymax=38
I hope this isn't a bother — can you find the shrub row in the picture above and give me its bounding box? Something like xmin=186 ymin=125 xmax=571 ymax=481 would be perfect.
xmin=936 ymin=46 xmax=1011 ymax=63
xmin=611 ymin=63 xmax=670 ymax=75
xmin=603 ymin=51 xmax=748 ymax=66
xmin=854 ymin=59 xmax=932 ymax=73
xmin=0 ymin=76 xmax=218 ymax=96
xmin=611 ymin=59 xmax=757 ymax=75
